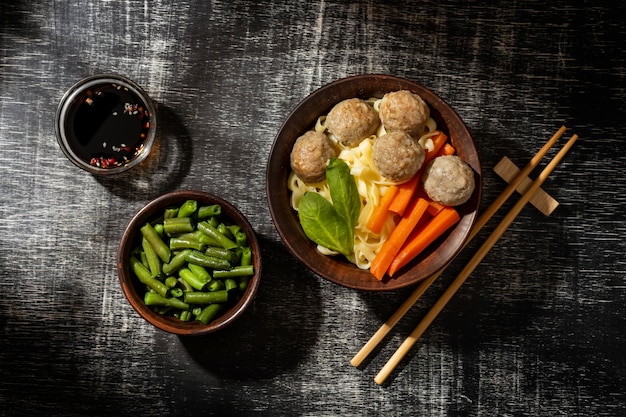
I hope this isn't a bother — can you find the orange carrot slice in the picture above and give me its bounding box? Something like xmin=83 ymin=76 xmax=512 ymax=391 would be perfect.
xmin=387 ymin=172 xmax=421 ymax=217
xmin=426 ymin=199 xmax=446 ymax=217
xmin=387 ymin=206 xmax=460 ymax=277
xmin=437 ymin=142 xmax=456 ymax=157
xmin=414 ymin=188 xmax=445 ymax=216
xmin=366 ymin=185 xmax=399 ymax=234
xmin=370 ymin=197 xmax=429 ymax=280
xmin=423 ymin=131 xmax=449 ymax=165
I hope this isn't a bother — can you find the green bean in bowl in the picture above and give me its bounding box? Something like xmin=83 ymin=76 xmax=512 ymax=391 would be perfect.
xmin=117 ymin=190 xmax=261 ymax=336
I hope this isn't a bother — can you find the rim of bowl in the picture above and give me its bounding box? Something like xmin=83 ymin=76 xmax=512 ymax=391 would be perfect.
xmin=117 ymin=190 xmax=262 ymax=335
xmin=266 ymin=74 xmax=482 ymax=291
xmin=55 ymin=73 xmax=158 ymax=176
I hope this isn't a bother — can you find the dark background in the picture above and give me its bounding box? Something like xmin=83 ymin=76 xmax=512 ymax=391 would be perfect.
xmin=1 ymin=1 xmax=624 ymax=415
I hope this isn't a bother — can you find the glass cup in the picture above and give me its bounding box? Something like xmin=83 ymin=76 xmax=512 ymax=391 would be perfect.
xmin=55 ymin=74 xmax=158 ymax=175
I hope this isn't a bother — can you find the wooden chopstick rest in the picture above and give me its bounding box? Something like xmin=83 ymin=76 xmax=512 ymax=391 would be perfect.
xmin=494 ymin=156 xmax=559 ymax=216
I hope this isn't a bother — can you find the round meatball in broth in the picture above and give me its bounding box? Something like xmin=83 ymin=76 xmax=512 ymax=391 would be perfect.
xmin=373 ymin=131 xmax=425 ymax=183
xmin=325 ymin=98 xmax=380 ymax=147
xmin=290 ymin=131 xmax=338 ymax=183
xmin=379 ymin=90 xmax=430 ymax=138
xmin=422 ymin=155 xmax=475 ymax=206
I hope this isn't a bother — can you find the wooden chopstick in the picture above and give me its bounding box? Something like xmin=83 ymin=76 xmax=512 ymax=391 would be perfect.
xmin=373 ymin=132 xmax=579 ymax=385
xmin=350 ymin=126 xmax=567 ymax=368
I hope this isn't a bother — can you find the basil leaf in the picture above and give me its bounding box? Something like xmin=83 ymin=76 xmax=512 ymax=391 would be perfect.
xmin=298 ymin=192 xmax=353 ymax=257
xmin=326 ymin=158 xmax=361 ymax=235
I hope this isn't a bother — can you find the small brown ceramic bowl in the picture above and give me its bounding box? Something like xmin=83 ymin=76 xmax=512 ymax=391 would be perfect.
xmin=266 ymin=74 xmax=482 ymax=291
xmin=117 ymin=190 xmax=262 ymax=335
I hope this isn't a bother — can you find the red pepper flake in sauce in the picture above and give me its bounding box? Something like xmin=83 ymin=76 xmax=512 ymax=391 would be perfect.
xmin=64 ymin=82 xmax=151 ymax=169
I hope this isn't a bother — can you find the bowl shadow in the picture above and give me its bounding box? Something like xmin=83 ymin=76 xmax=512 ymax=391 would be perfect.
xmin=178 ymin=234 xmax=322 ymax=380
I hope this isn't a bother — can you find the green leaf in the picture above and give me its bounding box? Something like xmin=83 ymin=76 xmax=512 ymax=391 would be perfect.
xmin=298 ymin=192 xmax=353 ymax=257
xmin=296 ymin=158 xmax=362 ymax=260
xmin=326 ymin=158 xmax=361 ymax=234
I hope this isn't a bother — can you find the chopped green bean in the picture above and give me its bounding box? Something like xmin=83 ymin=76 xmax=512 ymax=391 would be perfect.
xmin=163 ymin=217 xmax=194 ymax=235
xmin=177 ymin=200 xmax=198 ymax=218
xmin=238 ymin=276 xmax=250 ymax=292
xmin=224 ymin=278 xmax=238 ymax=292
xmin=131 ymin=256 xmax=169 ymax=297
xmin=207 ymin=279 xmax=225 ymax=292
xmin=164 ymin=207 xmax=179 ymax=219
xmin=196 ymin=304 xmax=225 ymax=325
xmin=162 ymin=249 xmax=192 ymax=276
xmin=169 ymin=236 xmax=205 ymax=251
xmin=179 ymin=310 xmax=193 ymax=321
xmin=198 ymin=233 xmax=221 ymax=247
xmin=184 ymin=290 xmax=229 ymax=304
xmin=176 ymin=230 xmax=220 ymax=248
xmin=240 ymin=246 xmax=252 ymax=266
xmin=204 ymin=246 xmax=233 ymax=261
xmin=213 ymin=265 xmax=254 ymax=279
xmin=170 ymin=288 xmax=183 ymax=298
xmin=198 ymin=204 xmax=221 ymax=219
xmin=218 ymin=223 xmax=234 ymax=240
xmin=140 ymin=223 xmax=171 ymax=263
xmin=185 ymin=250 xmax=232 ymax=271
xmin=187 ymin=264 xmax=211 ymax=283
xmin=144 ymin=292 xmax=189 ymax=310
xmin=140 ymin=251 xmax=149 ymax=269
xmin=142 ymin=237 xmax=162 ymax=278
xmin=197 ymin=221 xmax=237 ymax=250
xmin=165 ymin=277 xmax=178 ymax=288
xmin=179 ymin=267 xmax=210 ymax=291
xmin=235 ymin=230 xmax=247 ymax=247
xmin=154 ymin=223 xmax=164 ymax=237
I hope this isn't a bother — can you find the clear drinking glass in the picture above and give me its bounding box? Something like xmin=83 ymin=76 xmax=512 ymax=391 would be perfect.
xmin=55 ymin=74 xmax=157 ymax=175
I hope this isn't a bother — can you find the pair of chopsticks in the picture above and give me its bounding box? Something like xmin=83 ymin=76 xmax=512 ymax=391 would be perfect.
xmin=351 ymin=125 xmax=579 ymax=385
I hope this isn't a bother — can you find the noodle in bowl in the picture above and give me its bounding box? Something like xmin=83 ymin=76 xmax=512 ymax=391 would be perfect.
xmin=288 ymin=98 xmax=441 ymax=270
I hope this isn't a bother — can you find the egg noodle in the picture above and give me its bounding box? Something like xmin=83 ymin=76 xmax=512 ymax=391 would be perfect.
xmin=288 ymin=97 xmax=439 ymax=269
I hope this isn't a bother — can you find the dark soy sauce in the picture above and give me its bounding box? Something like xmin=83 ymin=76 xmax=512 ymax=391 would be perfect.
xmin=64 ymin=83 xmax=151 ymax=168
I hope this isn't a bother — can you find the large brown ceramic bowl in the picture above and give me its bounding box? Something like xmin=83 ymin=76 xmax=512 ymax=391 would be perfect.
xmin=266 ymin=74 xmax=481 ymax=291
xmin=117 ymin=190 xmax=262 ymax=335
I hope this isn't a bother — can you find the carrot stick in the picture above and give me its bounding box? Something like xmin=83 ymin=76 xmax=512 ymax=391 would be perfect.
xmin=426 ymin=199 xmax=446 ymax=216
xmin=387 ymin=172 xmax=421 ymax=216
xmin=414 ymin=188 xmax=445 ymax=216
xmin=423 ymin=131 xmax=449 ymax=165
xmin=437 ymin=142 xmax=456 ymax=157
xmin=387 ymin=206 xmax=460 ymax=277
xmin=388 ymin=132 xmax=449 ymax=216
xmin=370 ymin=198 xmax=429 ymax=280
xmin=366 ymin=186 xmax=399 ymax=234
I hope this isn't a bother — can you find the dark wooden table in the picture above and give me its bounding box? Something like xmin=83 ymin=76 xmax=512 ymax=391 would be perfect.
xmin=1 ymin=1 xmax=624 ymax=415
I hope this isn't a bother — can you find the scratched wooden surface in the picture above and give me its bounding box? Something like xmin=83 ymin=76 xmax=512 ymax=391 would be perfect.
xmin=1 ymin=1 xmax=624 ymax=416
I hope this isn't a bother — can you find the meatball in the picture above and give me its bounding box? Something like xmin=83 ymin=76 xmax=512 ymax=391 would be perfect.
xmin=325 ymin=98 xmax=380 ymax=147
xmin=373 ymin=131 xmax=425 ymax=183
xmin=379 ymin=90 xmax=430 ymax=138
xmin=290 ymin=130 xmax=338 ymax=183
xmin=422 ymin=155 xmax=475 ymax=206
